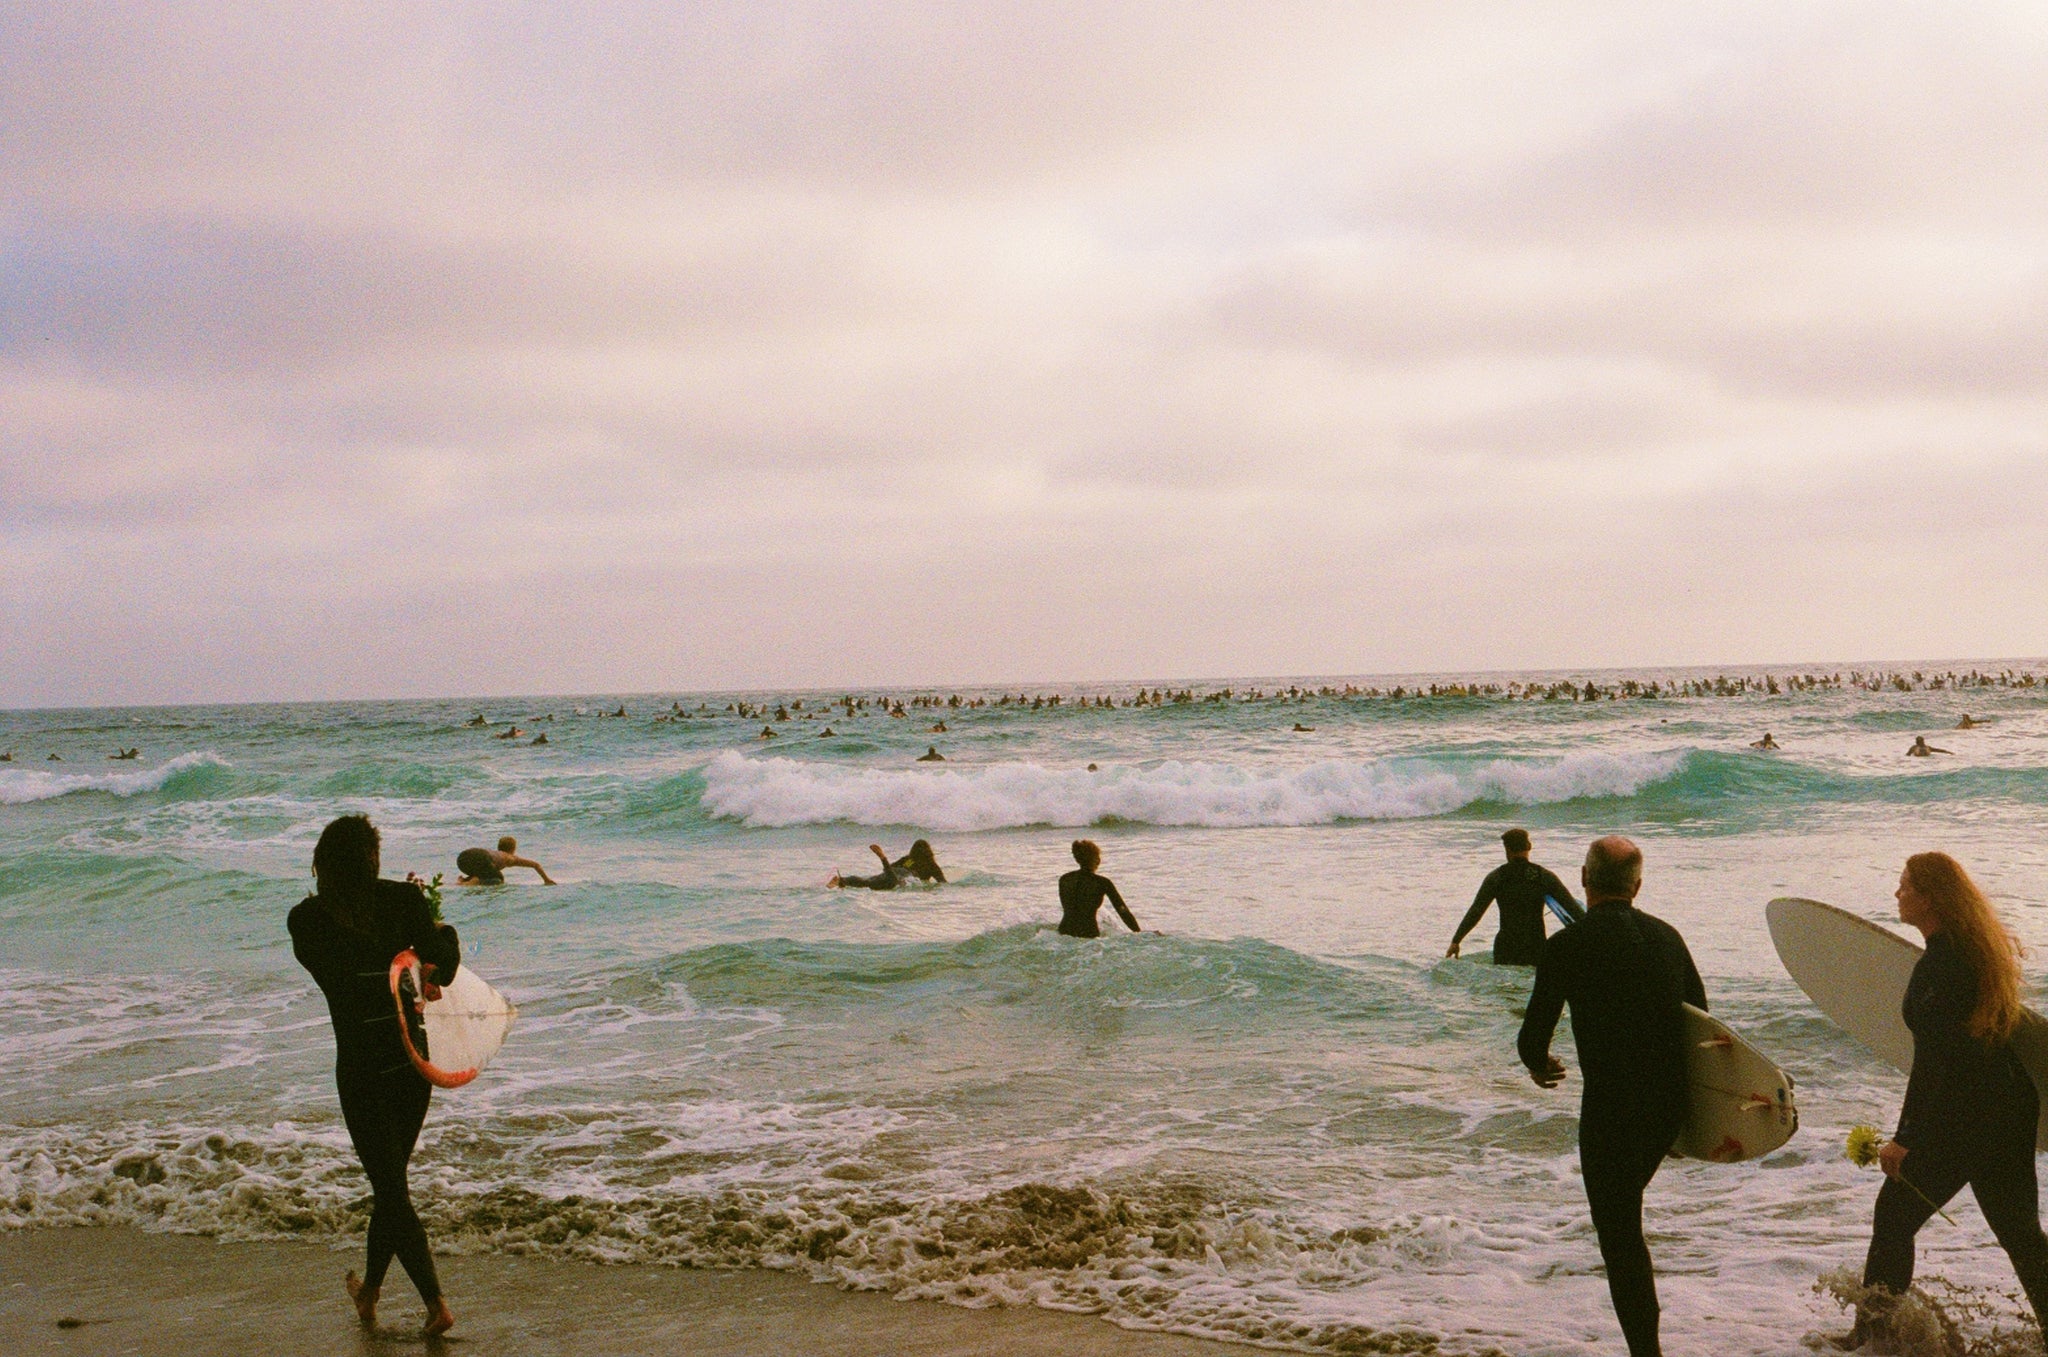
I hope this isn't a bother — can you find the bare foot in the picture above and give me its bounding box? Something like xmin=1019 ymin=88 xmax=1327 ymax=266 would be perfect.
xmin=344 ymin=1272 xmax=377 ymax=1326
xmin=423 ymin=1296 xmax=455 ymax=1337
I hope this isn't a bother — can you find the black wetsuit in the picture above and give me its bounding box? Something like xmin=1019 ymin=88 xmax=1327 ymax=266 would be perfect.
xmin=837 ymin=860 xmax=903 ymax=891
xmin=1519 ymin=901 xmax=1704 ymax=1357
xmin=1057 ymin=869 xmax=1137 ymax=937
xmin=289 ymin=880 xmax=460 ymax=1307
xmin=1452 ymin=859 xmax=1583 ymax=965
xmin=1862 ymin=933 xmax=2048 ymax=1328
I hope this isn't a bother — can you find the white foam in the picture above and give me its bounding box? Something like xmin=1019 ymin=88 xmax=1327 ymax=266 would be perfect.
xmin=698 ymin=749 xmax=1688 ymax=831
xmin=0 ymin=752 xmax=227 ymax=805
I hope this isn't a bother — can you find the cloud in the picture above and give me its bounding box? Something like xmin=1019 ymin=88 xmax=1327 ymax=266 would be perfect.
xmin=3 ymin=2 xmax=2046 ymax=704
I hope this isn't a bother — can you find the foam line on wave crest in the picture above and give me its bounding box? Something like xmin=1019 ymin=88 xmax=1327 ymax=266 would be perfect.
xmin=698 ymin=748 xmax=1688 ymax=830
xmin=0 ymin=752 xmax=231 ymax=805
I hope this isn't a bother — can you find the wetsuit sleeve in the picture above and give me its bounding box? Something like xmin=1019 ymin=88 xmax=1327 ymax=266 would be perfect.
xmin=397 ymin=884 xmax=461 ymax=984
xmin=287 ymin=900 xmax=331 ymax=986
xmin=1674 ymin=930 xmax=1706 ymax=1012
xmin=1895 ymin=950 xmax=1976 ymax=1152
xmin=1517 ymin=937 xmax=1569 ymax=1072
xmin=1539 ymin=868 xmax=1584 ymax=921
xmin=1451 ymin=869 xmax=1500 ymax=947
xmin=1103 ymin=877 xmax=1140 ymax=932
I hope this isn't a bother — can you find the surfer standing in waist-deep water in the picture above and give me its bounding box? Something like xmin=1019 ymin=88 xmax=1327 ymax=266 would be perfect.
xmin=288 ymin=814 xmax=460 ymax=1337
xmin=1846 ymin=852 xmax=2048 ymax=1350
xmin=1446 ymin=828 xmax=1582 ymax=965
xmin=1518 ymin=836 xmax=1704 ymax=1357
xmin=1057 ymin=839 xmax=1140 ymax=937
xmin=829 ymin=839 xmax=945 ymax=890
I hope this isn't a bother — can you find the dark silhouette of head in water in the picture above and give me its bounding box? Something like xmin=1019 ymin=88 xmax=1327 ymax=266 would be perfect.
xmin=1072 ymin=839 xmax=1102 ymax=871
xmin=903 ymin=839 xmax=943 ymax=881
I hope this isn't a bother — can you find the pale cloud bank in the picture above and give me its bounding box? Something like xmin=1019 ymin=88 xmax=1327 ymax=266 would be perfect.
xmin=3 ymin=2 xmax=2045 ymax=705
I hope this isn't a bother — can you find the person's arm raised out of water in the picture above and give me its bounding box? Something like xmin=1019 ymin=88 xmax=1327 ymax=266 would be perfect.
xmin=1447 ymin=877 xmax=1497 ymax=958
xmin=1105 ymin=877 xmax=1141 ymax=933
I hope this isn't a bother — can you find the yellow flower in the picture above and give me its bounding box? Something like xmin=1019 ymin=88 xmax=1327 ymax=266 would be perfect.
xmin=1846 ymin=1124 xmax=1884 ymax=1168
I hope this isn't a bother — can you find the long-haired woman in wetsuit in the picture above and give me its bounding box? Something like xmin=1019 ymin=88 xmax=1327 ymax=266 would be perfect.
xmin=1851 ymin=852 xmax=2048 ymax=1347
xmin=829 ymin=839 xmax=947 ymax=889
xmin=1057 ymin=839 xmax=1140 ymax=937
xmin=288 ymin=814 xmax=461 ymax=1337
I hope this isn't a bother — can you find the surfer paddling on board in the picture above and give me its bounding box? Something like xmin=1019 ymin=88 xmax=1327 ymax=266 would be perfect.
xmin=1906 ymin=736 xmax=1952 ymax=757
xmin=455 ymin=836 xmax=555 ymax=885
xmin=829 ymin=840 xmax=946 ymax=890
xmin=1842 ymin=853 xmax=2048 ymax=1350
xmin=1057 ymin=839 xmax=1140 ymax=937
xmin=1518 ymin=836 xmax=1704 ymax=1357
xmin=1446 ymin=828 xmax=1583 ymax=965
xmin=288 ymin=815 xmax=460 ymax=1338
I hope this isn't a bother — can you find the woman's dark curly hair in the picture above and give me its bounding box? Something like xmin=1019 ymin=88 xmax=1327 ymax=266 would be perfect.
xmin=312 ymin=814 xmax=380 ymax=927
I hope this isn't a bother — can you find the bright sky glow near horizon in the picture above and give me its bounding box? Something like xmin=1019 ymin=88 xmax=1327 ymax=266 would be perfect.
xmin=3 ymin=2 xmax=2046 ymax=708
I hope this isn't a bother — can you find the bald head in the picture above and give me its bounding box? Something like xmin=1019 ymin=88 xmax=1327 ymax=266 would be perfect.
xmin=1582 ymin=835 xmax=1643 ymax=903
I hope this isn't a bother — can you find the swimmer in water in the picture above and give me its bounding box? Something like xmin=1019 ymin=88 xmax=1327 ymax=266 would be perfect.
xmin=529 ymin=733 xmax=548 ymax=745
xmin=917 ymin=746 xmax=945 ymax=761
xmin=1957 ymin=714 xmax=1982 ymax=729
xmin=831 ymin=841 xmax=946 ymax=889
xmin=492 ymin=726 xmax=524 ymax=740
xmin=1057 ymin=840 xmax=1140 ymax=938
xmin=455 ymin=837 xmax=556 ymax=885
xmin=1750 ymin=733 xmax=1780 ymax=750
xmin=1908 ymin=736 xmax=1953 ymax=757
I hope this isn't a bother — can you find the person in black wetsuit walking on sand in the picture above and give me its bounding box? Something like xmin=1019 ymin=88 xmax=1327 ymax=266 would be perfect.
xmin=289 ymin=814 xmax=460 ymax=1338
xmin=1057 ymin=839 xmax=1140 ymax=937
xmin=1518 ymin=835 xmax=1704 ymax=1357
xmin=1844 ymin=852 xmax=2048 ymax=1350
xmin=1447 ymin=828 xmax=1583 ymax=965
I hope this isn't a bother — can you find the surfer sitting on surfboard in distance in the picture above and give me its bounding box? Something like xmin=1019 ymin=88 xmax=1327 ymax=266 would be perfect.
xmin=1446 ymin=828 xmax=1583 ymax=965
xmin=1845 ymin=853 xmax=2048 ymax=1350
xmin=1057 ymin=839 xmax=1140 ymax=937
xmin=1518 ymin=836 xmax=1704 ymax=1357
xmin=455 ymin=836 xmax=555 ymax=885
xmin=288 ymin=814 xmax=460 ymax=1338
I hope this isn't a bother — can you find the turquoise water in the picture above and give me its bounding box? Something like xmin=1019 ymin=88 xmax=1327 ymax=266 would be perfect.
xmin=4 ymin=663 xmax=2047 ymax=1354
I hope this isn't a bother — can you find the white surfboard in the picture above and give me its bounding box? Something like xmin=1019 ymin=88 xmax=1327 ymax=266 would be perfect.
xmin=389 ymin=951 xmax=518 ymax=1089
xmin=1674 ymin=1003 xmax=1798 ymax=1162
xmin=1767 ymin=895 xmax=2048 ymax=1151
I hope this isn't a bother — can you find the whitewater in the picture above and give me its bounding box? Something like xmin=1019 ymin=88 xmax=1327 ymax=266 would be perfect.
xmin=5 ymin=661 xmax=2048 ymax=1355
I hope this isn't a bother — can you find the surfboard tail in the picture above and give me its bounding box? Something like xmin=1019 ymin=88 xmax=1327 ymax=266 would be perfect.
xmin=389 ymin=949 xmax=484 ymax=1090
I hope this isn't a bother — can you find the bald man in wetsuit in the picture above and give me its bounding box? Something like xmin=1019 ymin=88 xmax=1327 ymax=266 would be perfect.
xmin=1518 ymin=836 xmax=1705 ymax=1357
xmin=1446 ymin=828 xmax=1583 ymax=965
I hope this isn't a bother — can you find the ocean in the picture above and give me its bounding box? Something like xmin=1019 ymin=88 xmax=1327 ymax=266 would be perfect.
xmin=4 ymin=662 xmax=2047 ymax=1355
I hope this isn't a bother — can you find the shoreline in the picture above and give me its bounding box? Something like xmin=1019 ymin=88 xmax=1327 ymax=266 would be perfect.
xmin=1 ymin=1225 xmax=1244 ymax=1356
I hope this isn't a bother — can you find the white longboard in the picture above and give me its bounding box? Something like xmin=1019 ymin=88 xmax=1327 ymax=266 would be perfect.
xmin=1767 ymin=895 xmax=2048 ymax=1151
xmin=1674 ymin=1003 xmax=1798 ymax=1162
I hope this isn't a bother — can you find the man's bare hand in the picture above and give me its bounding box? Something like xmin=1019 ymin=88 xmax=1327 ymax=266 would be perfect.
xmin=1529 ymin=1056 xmax=1567 ymax=1089
xmin=1445 ymin=942 xmax=1461 ymax=959
xmin=1878 ymin=1140 xmax=1908 ymax=1179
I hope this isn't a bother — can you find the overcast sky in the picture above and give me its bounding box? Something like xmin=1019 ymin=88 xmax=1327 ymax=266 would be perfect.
xmin=3 ymin=2 xmax=2045 ymax=707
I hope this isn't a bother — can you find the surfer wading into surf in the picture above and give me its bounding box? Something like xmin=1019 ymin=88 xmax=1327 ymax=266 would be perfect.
xmin=1447 ymin=828 xmax=1583 ymax=964
xmin=1518 ymin=836 xmax=1704 ymax=1357
xmin=1057 ymin=839 xmax=1140 ymax=937
xmin=1844 ymin=852 xmax=2048 ymax=1350
xmin=289 ymin=814 xmax=460 ymax=1338
xmin=455 ymin=836 xmax=555 ymax=885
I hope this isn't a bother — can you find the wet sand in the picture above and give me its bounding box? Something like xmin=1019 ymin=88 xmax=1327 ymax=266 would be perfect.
xmin=1 ymin=1226 xmax=1239 ymax=1356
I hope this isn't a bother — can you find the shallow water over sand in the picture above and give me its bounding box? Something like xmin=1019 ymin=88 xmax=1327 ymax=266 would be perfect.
xmin=5 ymin=662 xmax=2048 ymax=1354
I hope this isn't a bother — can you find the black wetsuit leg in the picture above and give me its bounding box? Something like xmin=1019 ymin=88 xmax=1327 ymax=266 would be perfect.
xmin=336 ymin=1063 xmax=441 ymax=1305
xmin=836 ymin=872 xmax=896 ymax=891
xmin=1581 ymin=1113 xmax=1677 ymax=1357
xmin=1864 ymin=1093 xmax=2048 ymax=1331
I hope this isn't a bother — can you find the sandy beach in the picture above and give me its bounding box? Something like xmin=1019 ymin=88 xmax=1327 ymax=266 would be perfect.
xmin=1 ymin=1226 xmax=1241 ymax=1357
